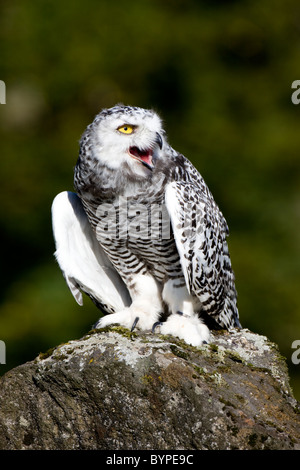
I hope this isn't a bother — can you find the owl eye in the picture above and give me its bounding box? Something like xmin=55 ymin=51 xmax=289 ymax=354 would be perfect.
xmin=117 ymin=125 xmax=134 ymax=134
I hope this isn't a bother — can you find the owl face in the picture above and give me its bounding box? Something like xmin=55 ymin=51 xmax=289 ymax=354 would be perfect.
xmin=87 ymin=105 xmax=164 ymax=177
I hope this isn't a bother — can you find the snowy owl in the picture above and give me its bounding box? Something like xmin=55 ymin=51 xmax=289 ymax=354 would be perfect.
xmin=52 ymin=105 xmax=241 ymax=346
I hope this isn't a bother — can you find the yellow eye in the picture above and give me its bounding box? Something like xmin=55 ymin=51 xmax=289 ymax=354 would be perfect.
xmin=118 ymin=124 xmax=134 ymax=134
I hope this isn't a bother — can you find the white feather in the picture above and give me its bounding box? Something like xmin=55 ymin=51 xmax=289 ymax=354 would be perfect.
xmin=51 ymin=191 xmax=131 ymax=312
xmin=165 ymin=182 xmax=196 ymax=293
xmin=164 ymin=181 xmax=210 ymax=295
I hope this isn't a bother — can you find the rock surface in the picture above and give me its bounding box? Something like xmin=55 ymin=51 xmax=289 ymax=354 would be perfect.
xmin=0 ymin=326 xmax=299 ymax=450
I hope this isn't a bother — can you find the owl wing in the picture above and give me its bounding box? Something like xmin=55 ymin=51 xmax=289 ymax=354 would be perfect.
xmin=51 ymin=191 xmax=131 ymax=314
xmin=164 ymin=177 xmax=240 ymax=329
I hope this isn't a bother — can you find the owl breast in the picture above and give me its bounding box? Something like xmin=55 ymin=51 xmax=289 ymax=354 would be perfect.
xmin=81 ymin=188 xmax=184 ymax=286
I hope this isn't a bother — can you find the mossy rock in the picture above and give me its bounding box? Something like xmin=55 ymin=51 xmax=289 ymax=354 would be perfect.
xmin=0 ymin=327 xmax=299 ymax=450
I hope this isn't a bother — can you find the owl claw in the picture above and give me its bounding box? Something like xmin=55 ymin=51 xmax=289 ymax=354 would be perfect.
xmin=131 ymin=316 xmax=139 ymax=331
xmin=152 ymin=321 xmax=163 ymax=333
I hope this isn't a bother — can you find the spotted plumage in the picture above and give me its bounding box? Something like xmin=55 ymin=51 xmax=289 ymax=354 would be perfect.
xmin=52 ymin=104 xmax=241 ymax=346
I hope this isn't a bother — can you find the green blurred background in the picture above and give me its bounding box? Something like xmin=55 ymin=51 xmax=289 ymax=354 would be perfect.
xmin=0 ymin=0 xmax=299 ymax=400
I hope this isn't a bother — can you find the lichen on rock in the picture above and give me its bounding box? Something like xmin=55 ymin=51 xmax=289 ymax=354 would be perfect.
xmin=0 ymin=327 xmax=299 ymax=450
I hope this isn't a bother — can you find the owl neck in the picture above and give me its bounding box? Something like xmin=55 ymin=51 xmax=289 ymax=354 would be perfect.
xmin=74 ymin=160 xmax=167 ymax=202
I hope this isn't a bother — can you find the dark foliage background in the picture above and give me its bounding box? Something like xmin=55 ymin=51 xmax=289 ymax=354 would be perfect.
xmin=0 ymin=0 xmax=299 ymax=399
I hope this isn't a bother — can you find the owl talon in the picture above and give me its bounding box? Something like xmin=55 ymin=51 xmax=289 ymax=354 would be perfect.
xmin=131 ymin=316 xmax=139 ymax=331
xmin=152 ymin=321 xmax=163 ymax=333
xmin=176 ymin=310 xmax=191 ymax=318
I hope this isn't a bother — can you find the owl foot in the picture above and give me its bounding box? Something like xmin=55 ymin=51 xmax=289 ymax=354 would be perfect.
xmin=156 ymin=313 xmax=210 ymax=347
xmin=94 ymin=303 xmax=160 ymax=332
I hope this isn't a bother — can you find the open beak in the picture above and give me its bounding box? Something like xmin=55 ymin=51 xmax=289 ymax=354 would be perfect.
xmin=128 ymin=146 xmax=154 ymax=170
xmin=128 ymin=133 xmax=163 ymax=171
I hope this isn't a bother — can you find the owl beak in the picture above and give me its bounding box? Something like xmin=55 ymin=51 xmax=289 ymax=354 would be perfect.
xmin=156 ymin=132 xmax=163 ymax=150
xmin=128 ymin=133 xmax=162 ymax=171
xmin=128 ymin=147 xmax=155 ymax=171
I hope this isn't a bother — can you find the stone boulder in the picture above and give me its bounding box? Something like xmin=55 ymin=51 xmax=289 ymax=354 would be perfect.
xmin=0 ymin=327 xmax=299 ymax=450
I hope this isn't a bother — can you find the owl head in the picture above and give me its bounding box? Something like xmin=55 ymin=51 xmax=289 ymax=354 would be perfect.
xmin=80 ymin=105 xmax=164 ymax=178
